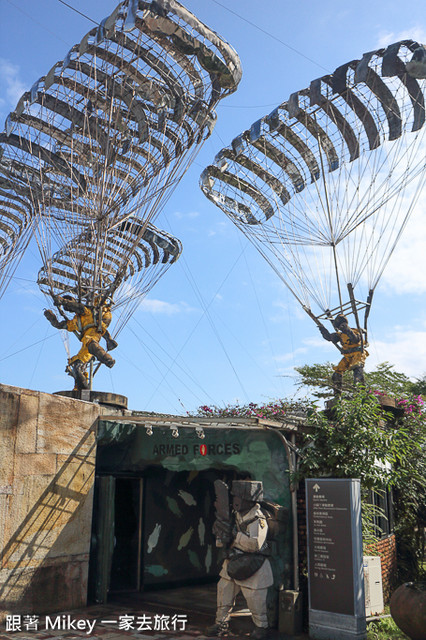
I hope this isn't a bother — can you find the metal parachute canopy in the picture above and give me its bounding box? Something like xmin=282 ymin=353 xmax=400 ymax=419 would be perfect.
xmin=200 ymin=40 xmax=426 ymax=350
xmin=37 ymin=217 xmax=182 ymax=337
xmin=0 ymin=164 xmax=33 ymax=299
xmin=0 ymin=0 xmax=242 ymax=388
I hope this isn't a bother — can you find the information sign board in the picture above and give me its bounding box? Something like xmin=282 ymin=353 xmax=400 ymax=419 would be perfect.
xmin=306 ymin=478 xmax=366 ymax=640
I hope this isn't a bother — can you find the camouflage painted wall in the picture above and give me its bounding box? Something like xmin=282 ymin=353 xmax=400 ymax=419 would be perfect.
xmin=97 ymin=422 xmax=293 ymax=592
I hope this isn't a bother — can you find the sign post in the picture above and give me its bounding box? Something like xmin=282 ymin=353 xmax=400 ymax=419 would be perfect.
xmin=306 ymin=478 xmax=366 ymax=640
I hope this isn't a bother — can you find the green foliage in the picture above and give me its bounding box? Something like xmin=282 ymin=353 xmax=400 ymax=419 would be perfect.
xmin=194 ymin=362 xmax=426 ymax=582
xmin=293 ymin=361 xmax=339 ymax=399
xmin=296 ymin=387 xmax=426 ymax=582
xmin=361 ymin=494 xmax=387 ymax=548
xmin=367 ymin=615 xmax=409 ymax=639
xmin=294 ymin=361 xmax=417 ymax=399
xmin=296 ymin=390 xmax=419 ymax=489
xmin=194 ymin=397 xmax=312 ymax=421
xmin=364 ymin=362 xmax=413 ymax=396
xmin=408 ymin=373 xmax=426 ymax=396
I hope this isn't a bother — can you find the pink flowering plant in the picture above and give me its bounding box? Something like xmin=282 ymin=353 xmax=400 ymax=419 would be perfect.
xmin=195 ymin=398 xmax=312 ymax=421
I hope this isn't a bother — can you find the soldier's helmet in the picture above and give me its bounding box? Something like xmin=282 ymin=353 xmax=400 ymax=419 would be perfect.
xmin=333 ymin=313 xmax=347 ymax=328
xmin=231 ymin=480 xmax=263 ymax=503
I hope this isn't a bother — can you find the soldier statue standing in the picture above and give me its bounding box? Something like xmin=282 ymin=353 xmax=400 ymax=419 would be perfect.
xmin=207 ymin=480 xmax=272 ymax=639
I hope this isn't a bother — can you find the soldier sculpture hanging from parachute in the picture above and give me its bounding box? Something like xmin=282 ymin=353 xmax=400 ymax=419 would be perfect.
xmin=44 ymin=295 xmax=117 ymax=390
xmin=318 ymin=313 xmax=369 ymax=396
xmin=200 ymin=40 xmax=426 ymax=400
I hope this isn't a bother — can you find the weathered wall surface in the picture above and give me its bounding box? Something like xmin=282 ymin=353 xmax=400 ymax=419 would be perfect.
xmin=0 ymin=384 xmax=100 ymax=619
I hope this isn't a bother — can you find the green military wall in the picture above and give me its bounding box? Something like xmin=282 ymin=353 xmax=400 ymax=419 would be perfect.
xmin=96 ymin=422 xmax=293 ymax=594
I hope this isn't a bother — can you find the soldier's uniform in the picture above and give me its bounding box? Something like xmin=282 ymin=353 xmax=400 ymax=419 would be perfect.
xmin=66 ymin=304 xmax=113 ymax=367
xmin=216 ymin=504 xmax=273 ymax=629
xmin=209 ymin=480 xmax=273 ymax=639
xmin=333 ymin=326 xmax=369 ymax=375
xmin=44 ymin=295 xmax=116 ymax=389
xmin=319 ymin=314 xmax=368 ymax=395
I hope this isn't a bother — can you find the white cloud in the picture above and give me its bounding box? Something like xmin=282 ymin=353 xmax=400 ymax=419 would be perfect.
xmin=270 ymin=298 xmax=306 ymax=324
xmin=368 ymin=328 xmax=426 ymax=378
xmin=377 ymin=27 xmax=426 ymax=48
xmin=173 ymin=210 xmax=200 ymax=219
xmin=273 ymin=346 xmax=309 ymax=364
xmin=0 ymin=59 xmax=26 ymax=114
xmin=138 ymin=298 xmax=192 ymax=314
xmin=380 ymin=188 xmax=426 ymax=294
xmin=207 ymin=221 xmax=231 ymax=237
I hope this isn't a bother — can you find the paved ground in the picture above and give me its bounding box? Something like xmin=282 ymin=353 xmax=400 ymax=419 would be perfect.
xmin=0 ymin=601 xmax=309 ymax=640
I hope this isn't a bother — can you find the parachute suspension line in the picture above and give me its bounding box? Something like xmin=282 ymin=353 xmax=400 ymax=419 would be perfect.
xmin=119 ymin=332 xmax=193 ymax=415
xmin=129 ymin=314 xmax=218 ymax=406
xmin=250 ymin=132 xmax=322 ymax=310
xmin=254 ymin=229 xmax=321 ymax=318
xmin=372 ymin=158 xmax=426 ymax=290
xmin=316 ymin=124 xmax=343 ymax=311
xmin=145 ymin=249 xmax=251 ymax=407
xmin=238 ymin=233 xmax=284 ymax=384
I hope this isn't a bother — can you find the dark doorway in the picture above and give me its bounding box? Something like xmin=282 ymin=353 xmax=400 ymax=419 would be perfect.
xmin=88 ymin=468 xmax=242 ymax=604
xmin=110 ymin=478 xmax=142 ymax=592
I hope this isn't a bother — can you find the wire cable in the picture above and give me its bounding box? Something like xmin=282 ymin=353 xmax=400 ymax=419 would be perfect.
xmin=56 ymin=0 xmax=98 ymax=25
xmin=208 ymin=0 xmax=328 ymax=72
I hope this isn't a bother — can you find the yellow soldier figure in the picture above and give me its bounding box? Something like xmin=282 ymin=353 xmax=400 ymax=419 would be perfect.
xmin=319 ymin=313 xmax=368 ymax=396
xmin=44 ymin=294 xmax=117 ymax=390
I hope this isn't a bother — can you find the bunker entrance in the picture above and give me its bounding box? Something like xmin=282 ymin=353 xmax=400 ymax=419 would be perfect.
xmin=88 ymin=467 xmax=242 ymax=607
xmin=88 ymin=418 xmax=293 ymax=620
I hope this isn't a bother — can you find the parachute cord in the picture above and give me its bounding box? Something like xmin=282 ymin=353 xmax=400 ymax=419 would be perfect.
xmin=127 ymin=321 xmax=216 ymax=407
xmin=316 ymin=126 xmax=343 ymax=310
xmin=239 ymin=234 xmax=284 ymax=386
xmin=0 ymin=333 xmax=57 ymax=363
xmin=29 ymin=324 xmax=50 ymax=388
xmin=143 ymin=246 xmax=251 ymax=407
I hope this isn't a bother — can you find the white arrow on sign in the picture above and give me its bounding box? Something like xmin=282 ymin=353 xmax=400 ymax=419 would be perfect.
xmin=313 ymin=483 xmax=320 ymax=492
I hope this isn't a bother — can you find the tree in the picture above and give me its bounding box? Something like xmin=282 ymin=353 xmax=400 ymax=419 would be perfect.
xmin=194 ymin=362 xmax=426 ymax=582
xmin=294 ymin=361 xmax=415 ymax=399
xmin=292 ymin=364 xmax=426 ymax=582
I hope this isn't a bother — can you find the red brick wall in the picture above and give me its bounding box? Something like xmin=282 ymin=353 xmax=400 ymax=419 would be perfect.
xmin=364 ymin=534 xmax=397 ymax=602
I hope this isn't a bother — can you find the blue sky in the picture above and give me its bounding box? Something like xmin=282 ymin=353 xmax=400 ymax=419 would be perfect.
xmin=0 ymin=0 xmax=425 ymax=414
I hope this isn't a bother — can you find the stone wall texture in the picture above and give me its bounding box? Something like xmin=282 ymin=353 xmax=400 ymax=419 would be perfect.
xmin=0 ymin=384 xmax=100 ymax=619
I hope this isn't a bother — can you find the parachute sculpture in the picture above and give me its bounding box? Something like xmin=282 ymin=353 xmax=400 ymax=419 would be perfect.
xmin=0 ymin=166 xmax=33 ymax=299
xmin=201 ymin=41 xmax=426 ymax=393
xmin=0 ymin=0 xmax=241 ymax=389
xmin=39 ymin=218 xmax=182 ymax=389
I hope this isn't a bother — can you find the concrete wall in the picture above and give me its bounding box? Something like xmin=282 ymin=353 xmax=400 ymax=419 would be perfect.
xmin=0 ymin=384 xmax=100 ymax=618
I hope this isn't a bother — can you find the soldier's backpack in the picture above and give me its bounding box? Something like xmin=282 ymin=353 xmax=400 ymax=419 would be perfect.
xmin=259 ymin=500 xmax=289 ymax=542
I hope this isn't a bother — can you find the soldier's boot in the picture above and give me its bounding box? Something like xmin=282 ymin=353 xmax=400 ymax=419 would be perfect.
xmin=205 ymin=621 xmax=229 ymax=637
xmin=104 ymin=332 xmax=118 ymax=351
xmin=332 ymin=371 xmax=343 ymax=396
xmin=87 ymin=340 xmax=115 ymax=368
xmin=66 ymin=360 xmax=89 ymax=390
xmin=44 ymin=309 xmax=67 ymax=330
xmin=250 ymin=627 xmax=271 ymax=640
xmin=353 ymin=365 xmax=365 ymax=386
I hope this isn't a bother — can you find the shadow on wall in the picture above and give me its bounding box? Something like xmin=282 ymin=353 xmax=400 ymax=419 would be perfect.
xmin=0 ymin=386 xmax=98 ymax=617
